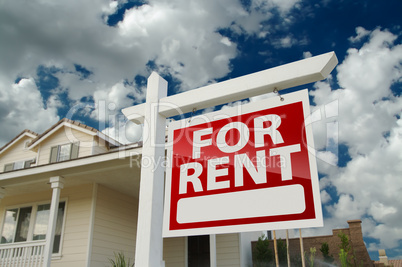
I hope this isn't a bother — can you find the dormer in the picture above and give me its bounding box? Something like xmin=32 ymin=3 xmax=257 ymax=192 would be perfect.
xmin=0 ymin=130 xmax=38 ymax=172
xmin=0 ymin=119 xmax=121 ymax=173
xmin=27 ymin=119 xmax=121 ymax=166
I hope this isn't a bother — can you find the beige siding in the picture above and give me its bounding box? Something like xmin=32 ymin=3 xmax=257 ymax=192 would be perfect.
xmin=52 ymin=184 xmax=93 ymax=267
xmin=0 ymin=136 xmax=37 ymax=172
xmin=217 ymin=233 xmax=241 ymax=267
xmin=91 ymin=136 xmax=109 ymax=155
xmin=90 ymin=185 xmax=137 ymax=266
xmin=37 ymin=127 xmax=94 ymax=165
xmin=0 ymin=183 xmax=94 ymax=267
xmin=164 ymin=237 xmax=186 ymax=267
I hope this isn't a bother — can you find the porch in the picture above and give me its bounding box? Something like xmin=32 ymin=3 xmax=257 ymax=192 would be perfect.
xmin=0 ymin=240 xmax=46 ymax=266
xmin=0 ymin=148 xmax=141 ymax=266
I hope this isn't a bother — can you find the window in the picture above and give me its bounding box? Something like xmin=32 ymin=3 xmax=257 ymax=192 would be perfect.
xmin=3 ymin=159 xmax=36 ymax=172
xmin=188 ymin=235 xmax=210 ymax=267
xmin=49 ymin=142 xmax=79 ymax=163
xmin=0 ymin=202 xmax=66 ymax=254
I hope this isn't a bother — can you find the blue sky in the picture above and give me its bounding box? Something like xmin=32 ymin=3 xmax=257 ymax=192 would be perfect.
xmin=0 ymin=0 xmax=401 ymax=261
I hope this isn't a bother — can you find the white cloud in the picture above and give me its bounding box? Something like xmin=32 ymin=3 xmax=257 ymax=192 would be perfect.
xmin=0 ymin=0 xmax=303 ymax=146
xmin=251 ymin=0 xmax=301 ymax=15
xmin=303 ymin=51 xmax=312 ymax=58
xmin=349 ymin=26 xmax=371 ymax=43
xmin=309 ymin=27 xmax=402 ymax=251
xmin=0 ymin=76 xmax=59 ymax=144
xmin=102 ymin=119 xmax=143 ymax=145
xmin=320 ymin=190 xmax=332 ymax=204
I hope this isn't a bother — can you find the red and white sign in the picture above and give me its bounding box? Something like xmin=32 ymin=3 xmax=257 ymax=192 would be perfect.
xmin=163 ymin=89 xmax=323 ymax=237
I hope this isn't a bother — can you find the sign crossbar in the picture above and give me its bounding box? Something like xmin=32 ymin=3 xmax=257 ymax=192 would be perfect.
xmin=123 ymin=52 xmax=337 ymax=123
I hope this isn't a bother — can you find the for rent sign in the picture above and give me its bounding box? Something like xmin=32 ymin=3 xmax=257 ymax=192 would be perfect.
xmin=163 ymin=89 xmax=323 ymax=237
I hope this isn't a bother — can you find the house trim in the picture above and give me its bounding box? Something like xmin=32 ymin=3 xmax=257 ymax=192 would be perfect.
xmin=0 ymin=146 xmax=142 ymax=181
xmin=28 ymin=120 xmax=97 ymax=150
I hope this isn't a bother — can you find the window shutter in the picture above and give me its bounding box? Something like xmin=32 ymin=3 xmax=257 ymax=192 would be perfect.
xmin=4 ymin=163 xmax=14 ymax=172
xmin=24 ymin=159 xmax=35 ymax=168
xmin=50 ymin=146 xmax=59 ymax=163
xmin=70 ymin=142 xmax=79 ymax=159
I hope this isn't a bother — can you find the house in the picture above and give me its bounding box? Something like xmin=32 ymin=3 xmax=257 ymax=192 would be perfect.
xmin=0 ymin=118 xmax=260 ymax=266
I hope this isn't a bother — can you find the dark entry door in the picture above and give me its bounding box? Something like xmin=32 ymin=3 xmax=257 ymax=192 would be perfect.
xmin=188 ymin=235 xmax=210 ymax=267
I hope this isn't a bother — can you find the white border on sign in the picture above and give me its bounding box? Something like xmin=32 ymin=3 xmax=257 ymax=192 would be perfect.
xmin=163 ymin=89 xmax=323 ymax=237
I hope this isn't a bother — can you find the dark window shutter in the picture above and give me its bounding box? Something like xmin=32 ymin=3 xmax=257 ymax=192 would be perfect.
xmin=24 ymin=159 xmax=34 ymax=168
xmin=50 ymin=146 xmax=59 ymax=163
xmin=4 ymin=163 xmax=14 ymax=172
xmin=70 ymin=142 xmax=79 ymax=159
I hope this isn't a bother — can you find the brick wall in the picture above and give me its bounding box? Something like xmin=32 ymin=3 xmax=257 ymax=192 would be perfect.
xmin=252 ymin=220 xmax=374 ymax=266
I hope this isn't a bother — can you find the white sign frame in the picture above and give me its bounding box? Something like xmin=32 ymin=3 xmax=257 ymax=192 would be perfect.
xmin=163 ymin=89 xmax=323 ymax=237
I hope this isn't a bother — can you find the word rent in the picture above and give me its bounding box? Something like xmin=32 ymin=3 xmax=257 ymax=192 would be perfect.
xmin=179 ymin=115 xmax=301 ymax=194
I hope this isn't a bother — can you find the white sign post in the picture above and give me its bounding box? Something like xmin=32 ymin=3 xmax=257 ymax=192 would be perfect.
xmin=123 ymin=52 xmax=337 ymax=266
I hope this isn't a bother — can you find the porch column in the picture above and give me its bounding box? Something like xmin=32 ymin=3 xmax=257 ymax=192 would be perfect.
xmin=209 ymin=234 xmax=217 ymax=267
xmin=43 ymin=176 xmax=65 ymax=267
xmin=0 ymin=188 xmax=6 ymax=203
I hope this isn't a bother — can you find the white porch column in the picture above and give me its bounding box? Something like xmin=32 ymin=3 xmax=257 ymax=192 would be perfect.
xmin=209 ymin=234 xmax=217 ymax=267
xmin=43 ymin=176 xmax=65 ymax=267
xmin=134 ymin=72 xmax=167 ymax=267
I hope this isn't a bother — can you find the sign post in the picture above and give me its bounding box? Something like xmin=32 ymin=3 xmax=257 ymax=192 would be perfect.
xmin=123 ymin=52 xmax=337 ymax=266
xmin=132 ymin=73 xmax=167 ymax=267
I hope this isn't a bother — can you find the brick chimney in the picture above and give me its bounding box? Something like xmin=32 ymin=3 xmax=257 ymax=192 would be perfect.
xmin=347 ymin=220 xmax=374 ymax=266
xmin=378 ymin=249 xmax=389 ymax=266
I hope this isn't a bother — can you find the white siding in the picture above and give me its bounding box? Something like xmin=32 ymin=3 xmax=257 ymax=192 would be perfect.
xmin=0 ymin=136 xmax=37 ymax=172
xmin=164 ymin=237 xmax=186 ymax=267
xmin=90 ymin=185 xmax=137 ymax=266
xmin=217 ymin=233 xmax=241 ymax=267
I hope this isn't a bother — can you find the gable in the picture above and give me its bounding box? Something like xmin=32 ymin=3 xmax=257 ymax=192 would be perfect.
xmin=0 ymin=130 xmax=37 ymax=155
xmin=36 ymin=126 xmax=95 ymax=165
xmin=0 ymin=134 xmax=38 ymax=173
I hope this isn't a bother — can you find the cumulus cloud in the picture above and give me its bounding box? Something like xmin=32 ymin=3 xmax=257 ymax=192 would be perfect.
xmin=0 ymin=76 xmax=59 ymax=144
xmin=0 ymin=0 xmax=303 ymax=146
xmin=251 ymin=0 xmax=301 ymax=15
xmin=308 ymin=27 xmax=402 ymax=252
xmin=102 ymin=119 xmax=143 ymax=145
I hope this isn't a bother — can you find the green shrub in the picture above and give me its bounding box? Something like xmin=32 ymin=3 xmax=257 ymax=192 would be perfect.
xmin=109 ymin=252 xmax=134 ymax=267
xmin=253 ymin=235 xmax=273 ymax=266
xmin=277 ymin=239 xmax=287 ymax=265
xmin=320 ymin=242 xmax=334 ymax=264
xmin=339 ymin=248 xmax=349 ymax=267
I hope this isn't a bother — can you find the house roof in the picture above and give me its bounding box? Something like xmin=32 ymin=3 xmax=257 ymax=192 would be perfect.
xmin=374 ymin=259 xmax=402 ymax=267
xmin=389 ymin=259 xmax=402 ymax=267
xmin=28 ymin=118 xmax=121 ymax=149
xmin=0 ymin=129 xmax=38 ymax=155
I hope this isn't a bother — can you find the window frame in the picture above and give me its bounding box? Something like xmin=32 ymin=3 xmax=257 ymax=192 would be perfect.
xmin=0 ymin=199 xmax=68 ymax=257
xmin=3 ymin=158 xmax=36 ymax=172
xmin=49 ymin=142 xmax=79 ymax=163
